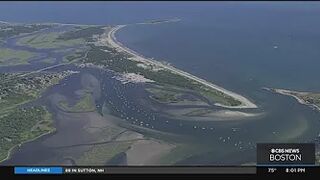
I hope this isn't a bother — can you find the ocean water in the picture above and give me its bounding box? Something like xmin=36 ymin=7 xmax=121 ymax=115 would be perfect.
xmin=1 ymin=2 xmax=320 ymax=165
xmin=114 ymin=2 xmax=320 ymax=164
xmin=1 ymin=2 xmax=320 ymax=91
xmin=115 ymin=2 xmax=320 ymax=92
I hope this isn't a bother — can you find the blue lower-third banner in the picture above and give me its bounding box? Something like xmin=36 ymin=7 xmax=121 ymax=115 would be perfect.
xmin=14 ymin=167 xmax=63 ymax=174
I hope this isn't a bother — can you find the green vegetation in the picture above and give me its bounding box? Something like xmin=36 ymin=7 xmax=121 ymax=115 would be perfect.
xmin=0 ymin=24 xmax=51 ymax=39
xmin=0 ymin=71 xmax=74 ymax=162
xmin=0 ymin=106 xmax=55 ymax=162
xmin=146 ymin=87 xmax=181 ymax=104
xmin=0 ymin=71 xmax=73 ymax=111
xmin=76 ymin=141 xmax=132 ymax=165
xmin=297 ymin=93 xmax=320 ymax=109
xmin=62 ymin=50 xmax=87 ymax=63
xmin=57 ymin=26 xmax=104 ymax=41
xmin=200 ymin=87 xmax=241 ymax=106
xmin=84 ymin=45 xmax=132 ymax=71
xmin=17 ymin=32 xmax=85 ymax=49
xmin=1 ymin=23 xmax=242 ymax=106
xmin=39 ymin=57 xmax=56 ymax=64
xmin=273 ymin=89 xmax=320 ymax=110
xmin=0 ymin=48 xmax=37 ymax=66
xmin=58 ymin=91 xmax=96 ymax=112
xmin=85 ymin=44 xmax=242 ymax=106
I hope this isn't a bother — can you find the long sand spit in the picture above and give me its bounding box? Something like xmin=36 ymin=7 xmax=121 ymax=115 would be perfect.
xmin=100 ymin=23 xmax=257 ymax=109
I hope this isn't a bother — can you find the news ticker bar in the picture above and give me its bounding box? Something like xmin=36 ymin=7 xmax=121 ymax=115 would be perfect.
xmin=6 ymin=143 xmax=318 ymax=176
xmin=11 ymin=166 xmax=320 ymax=175
xmin=13 ymin=167 xmax=256 ymax=175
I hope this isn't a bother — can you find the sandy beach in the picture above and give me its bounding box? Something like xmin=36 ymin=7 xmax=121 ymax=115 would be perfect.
xmin=164 ymin=108 xmax=263 ymax=121
xmin=125 ymin=139 xmax=176 ymax=165
xmin=100 ymin=23 xmax=257 ymax=109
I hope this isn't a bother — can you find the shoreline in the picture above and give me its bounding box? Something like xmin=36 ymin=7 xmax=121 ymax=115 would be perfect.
xmin=0 ymin=19 xmax=98 ymax=27
xmin=162 ymin=107 xmax=264 ymax=122
xmin=105 ymin=23 xmax=257 ymax=109
xmin=263 ymin=87 xmax=320 ymax=111
xmin=2 ymin=18 xmax=257 ymax=109
xmin=0 ymin=128 xmax=55 ymax=164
